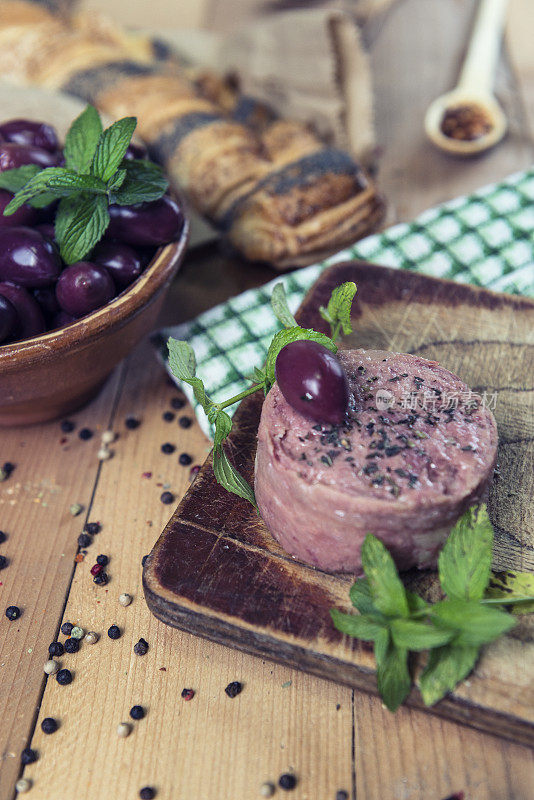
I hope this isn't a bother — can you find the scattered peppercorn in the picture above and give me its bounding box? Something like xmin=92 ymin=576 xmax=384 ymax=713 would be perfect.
xmin=48 ymin=641 xmax=64 ymax=657
xmin=162 ymin=411 xmax=175 ymax=422
xmin=93 ymin=572 xmax=109 ymax=585
xmin=161 ymin=443 xmax=176 ymax=454
xmin=41 ymin=717 xmax=58 ymax=734
xmin=56 ymin=668 xmax=73 ymax=685
xmin=160 ymin=491 xmax=174 ymax=504
xmin=170 ymin=397 xmax=185 ymax=410
xmin=15 ymin=778 xmax=32 ymax=794
xmin=0 ymin=555 xmax=8 ymax=570
xmin=90 ymin=563 xmax=103 ymax=576
xmin=189 ymin=465 xmax=200 ymax=480
xmin=2 ymin=462 xmax=15 ymax=477
xmin=84 ymin=522 xmax=101 ymax=535
xmin=21 ymin=748 xmax=38 ymax=765
xmin=279 ymin=773 xmax=297 ymax=791
xmin=71 ymin=626 xmax=84 ymax=640
xmin=260 ymin=783 xmax=275 ymax=798
xmin=44 ymin=659 xmax=59 ymax=675
xmin=84 ymin=631 xmax=99 ymax=645
xmin=79 ymin=427 xmax=93 ymax=440
xmin=108 ymin=625 xmax=121 ymax=640
xmin=181 ymin=688 xmax=195 ymax=701
xmin=69 ymin=503 xmax=84 ymax=516
xmin=61 ymin=622 xmax=74 ymax=636
xmin=64 ymin=637 xmax=79 ymax=654
xmin=139 ymin=788 xmax=156 ymax=800
xmin=0 ymin=530 xmax=6 ymax=544
xmin=125 ymin=417 xmax=141 ymax=430
xmin=336 ymin=791 xmax=349 ymax=800
xmin=142 ymin=555 xmax=149 ymax=567
xmin=5 ymin=605 xmax=21 ymax=620
xmin=60 ymin=419 xmax=75 ymax=433
xmin=117 ymin=722 xmax=131 ymax=738
xmin=178 ymin=453 xmax=192 ymax=466
xmin=119 ymin=593 xmax=133 ymax=607
xmin=134 ymin=638 xmax=149 ymax=656
xmin=78 ymin=533 xmax=92 ymax=548
xmin=178 ymin=416 xmax=192 ymax=429
xmin=130 ymin=705 xmax=145 ymax=720
xmin=96 ymin=554 xmax=109 ymax=566
xmin=224 ymin=681 xmax=243 ymax=698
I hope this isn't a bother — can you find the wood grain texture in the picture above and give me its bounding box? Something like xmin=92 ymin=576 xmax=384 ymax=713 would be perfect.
xmin=145 ymin=261 xmax=534 ymax=747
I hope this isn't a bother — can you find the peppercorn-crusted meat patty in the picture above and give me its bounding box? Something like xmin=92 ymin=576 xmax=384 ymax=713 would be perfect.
xmin=255 ymin=349 xmax=498 ymax=574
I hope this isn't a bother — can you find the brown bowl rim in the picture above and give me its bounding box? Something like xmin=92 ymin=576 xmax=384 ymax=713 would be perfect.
xmin=0 ymin=203 xmax=190 ymax=369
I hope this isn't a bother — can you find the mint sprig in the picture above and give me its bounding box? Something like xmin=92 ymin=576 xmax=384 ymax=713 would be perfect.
xmin=1 ymin=104 xmax=168 ymax=264
xmin=319 ymin=281 xmax=357 ymax=341
xmin=331 ymin=505 xmax=533 ymax=711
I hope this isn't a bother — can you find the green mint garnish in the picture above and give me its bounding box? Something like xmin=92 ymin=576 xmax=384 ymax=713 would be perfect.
xmin=331 ymin=505 xmax=534 ymax=712
xmin=319 ymin=280 xmax=357 ymax=341
xmin=1 ymin=104 xmax=168 ymax=264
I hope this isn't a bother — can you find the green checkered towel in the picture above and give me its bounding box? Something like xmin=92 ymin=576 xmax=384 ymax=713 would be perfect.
xmin=159 ymin=167 xmax=534 ymax=438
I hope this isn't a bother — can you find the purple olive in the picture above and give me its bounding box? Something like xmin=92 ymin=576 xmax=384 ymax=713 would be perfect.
xmin=124 ymin=142 xmax=147 ymax=160
xmin=0 ymin=119 xmax=59 ymax=153
xmin=56 ymin=262 xmax=116 ymax=317
xmin=0 ymin=294 xmax=18 ymax=343
xmin=0 ymin=281 xmax=45 ymax=340
xmin=51 ymin=309 xmax=77 ymax=330
xmin=34 ymin=286 xmax=60 ymax=321
xmin=0 ymin=143 xmax=60 ymax=172
xmin=0 ymin=227 xmax=61 ymax=287
xmin=91 ymin=241 xmax=144 ymax=289
xmin=35 ymin=222 xmax=55 ymax=241
xmin=0 ymin=189 xmax=38 ymax=228
xmin=275 ymin=340 xmax=349 ymax=425
xmin=107 ymin=195 xmax=184 ymax=247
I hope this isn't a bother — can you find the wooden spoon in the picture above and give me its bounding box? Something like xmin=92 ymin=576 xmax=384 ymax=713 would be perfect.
xmin=424 ymin=0 xmax=508 ymax=156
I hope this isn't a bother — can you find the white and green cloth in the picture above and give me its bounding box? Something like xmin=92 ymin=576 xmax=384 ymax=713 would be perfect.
xmin=158 ymin=168 xmax=534 ymax=438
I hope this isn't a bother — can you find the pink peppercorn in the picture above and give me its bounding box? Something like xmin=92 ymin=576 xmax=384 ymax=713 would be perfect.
xmin=189 ymin=465 xmax=200 ymax=480
xmin=90 ymin=563 xmax=103 ymax=576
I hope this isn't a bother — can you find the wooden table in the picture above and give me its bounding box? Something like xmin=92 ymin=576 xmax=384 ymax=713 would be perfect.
xmin=1 ymin=1 xmax=533 ymax=798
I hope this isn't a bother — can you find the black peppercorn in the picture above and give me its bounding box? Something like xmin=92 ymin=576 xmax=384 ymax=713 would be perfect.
xmin=0 ymin=530 xmax=6 ymax=544
xmin=61 ymin=622 xmax=74 ymax=636
xmin=108 ymin=624 xmax=121 ymax=640
xmin=93 ymin=571 xmax=109 ymax=585
xmin=5 ymin=605 xmax=20 ymax=620
xmin=336 ymin=791 xmax=349 ymax=800
xmin=64 ymin=637 xmax=79 ymax=654
xmin=41 ymin=717 xmax=58 ymax=735
xmin=0 ymin=554 xmax=8 ymax=570
xmin=95 ymin=554 xmax=108 ymax=567
xmin=170 ymin=397 xmax=185 ymax=410
xmin=134 ymin=638 xmax=149 ymax=656
xmin=181 ymin=688 xmax=195 ymax=701
xmin=84 ymin=522 xmax=101 ymax=535
xmin=160 ymin=491 xmax=174 ymax=505
xmin=178 ymin=416 xmax=192 ymax=429
xmin=162 ymin=411 xmax=175 ymax=422
xmin=60 ymin=419 xmax=75 ymax=433
xmin=125 ymin=417 xmax=141 ymax=430
xmin=130 ymin=705 xmax=145 ymax=720
xmin=48 ymin=641 xmax=64 ymax=657
xmin=2 ymin=462 xmax=15 ymax=477
xmin=224 ymin=681 xmax=243 ymax=698
xmin=21 ymin=748 xmax=38 ymax=765
xmin=139 ymin=788 xmax=156 ymax=800
xmin=279 ymin=773 xmax=297 ymax=791
xmin=141 ymin=555 xmax=149 ymax=567
xmin=78 ymin=533 xmax=92 ymax=548
xmin=178 ymin=453 xmax=192 ymax=466
xmin=56 ymin=668 xmax=72 ymax=685
xmin=79 ymin=427 xmax=93 ymax=440
xmin=161 ymin=443 xmax=175 ymax=454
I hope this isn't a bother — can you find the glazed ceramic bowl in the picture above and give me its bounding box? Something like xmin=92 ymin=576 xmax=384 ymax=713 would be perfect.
xmin=0 ymin=214 xmax=189 ymax=426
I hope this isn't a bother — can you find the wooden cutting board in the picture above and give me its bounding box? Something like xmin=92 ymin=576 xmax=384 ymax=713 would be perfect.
xmin=143 ymin=261 xmax=534 ymax=747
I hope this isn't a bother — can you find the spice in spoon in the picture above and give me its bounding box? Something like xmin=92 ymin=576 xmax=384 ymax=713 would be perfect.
xmin=440 ymin=104 xmax=492 ymax=141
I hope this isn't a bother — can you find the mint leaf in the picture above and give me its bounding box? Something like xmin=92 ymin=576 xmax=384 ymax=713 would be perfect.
xmin=438 ymin=505 xmax=493 ymax=601
xmin=264 ymin=327 xmax=337 ymax=390
xmin=4 ymin=168 xmax=107 ymax=215
xmin=361 ymin=534 xmax=409 ymax=618
xmin=419 ymin=644 xmax=479 ymax=706
xmin=92 ymin=117 xmax=137 ymax=182
xmin=64 ymin=104 xmax=103 ymax=173
xmin=349 ymin=577 xmax=377 ymax=615
xmin=330 ymin=608 xmax=386 ymax=641
xmin=111 ymin=159 xmax=168 ymax=206
xmin=431 ymin=599 xmax=516 ymax=646
xmin=374 ymin=627 xmax=390 ymax=666
xmin=55 ymin=194 xmax=109 ymax=265
xmin=213 ymin=409 xmax=232 ymax=451
xmin=107 ymin=168 xmax=127 ymax=192
xmin=319 ymin=281 xmax=357 ymax=341
xmin=390 ymin=618 xmax=454 ymax=651
xmin=167 ymin=337 xmax=209 ymax=411
xmin=486 ymin=570 xmax=534 ymax=614
xmin=376 ymin=642 xmax=411 ymax=712
xmin=213 ymin=445 xmax=256 ymax=507
xmin=271 ymin=283 xmax=298 ymax=329
xmin=0 ymin=164 xmax=40 ymax=195
xmin=406 ymin=591 xmax=429 ymax=614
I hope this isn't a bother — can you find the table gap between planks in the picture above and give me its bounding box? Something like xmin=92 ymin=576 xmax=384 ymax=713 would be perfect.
xmin=1 ymin=1 xmax=534 ymax=798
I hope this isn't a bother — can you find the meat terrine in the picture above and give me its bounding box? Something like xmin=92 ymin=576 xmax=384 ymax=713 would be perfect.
xmin=255 ymin=348 xmax=498 ymax=574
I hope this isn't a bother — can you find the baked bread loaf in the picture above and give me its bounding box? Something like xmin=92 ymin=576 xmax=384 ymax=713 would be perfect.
xmin=0 ymin=1 xmax=385 ymax=268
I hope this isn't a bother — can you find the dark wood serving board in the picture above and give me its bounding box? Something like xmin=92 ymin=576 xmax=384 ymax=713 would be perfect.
xmin=144 ymin=262 xmax=534 ymax=747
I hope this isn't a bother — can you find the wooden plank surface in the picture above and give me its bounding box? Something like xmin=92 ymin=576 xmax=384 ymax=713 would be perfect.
xmin=1 ymin=0 xmax=534 ymax=798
